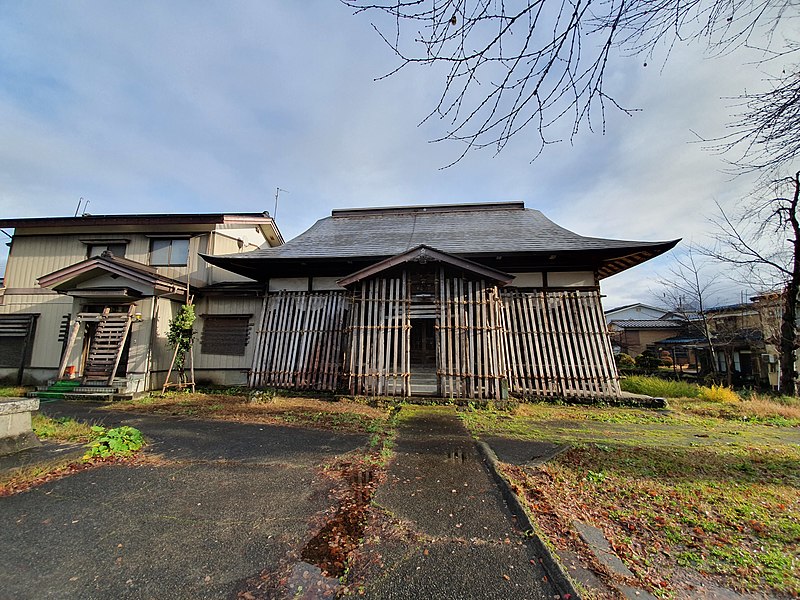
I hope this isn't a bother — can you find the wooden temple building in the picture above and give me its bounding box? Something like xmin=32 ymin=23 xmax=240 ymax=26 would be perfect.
xmin=204 ymin=202 xmax=678 ymax=400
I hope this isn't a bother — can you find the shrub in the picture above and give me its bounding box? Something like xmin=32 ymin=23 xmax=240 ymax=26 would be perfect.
xmin=615 ymin=353 xmax=636 ymax=368
xmin=83 ymin=425 xmax=145 ymax=460
xmin=698 ymin=384 xmax=740 ymax=404
xmin=634 ymin=351 xmax=663 ymax=372
xmin=620 ymin=375 xmax=701 ymax=398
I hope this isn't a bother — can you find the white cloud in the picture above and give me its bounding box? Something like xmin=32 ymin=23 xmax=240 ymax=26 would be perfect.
xmin=0 ymin=1 xmax=791 ymax=310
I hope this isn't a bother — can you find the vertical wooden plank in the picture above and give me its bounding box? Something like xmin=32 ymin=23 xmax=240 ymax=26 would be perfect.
xmin=377 ymin=277 xmax=387 ymax=395
xmin=537 ymin=292 xmax=560 ymax=397
xmin=402 ymin=270 xmax=410 ymax=396
xmin=270 ymin=294 xmax=287 ymax=386
xmin=455 ymin=276 xmax=465 ymax=398
xmin=466 ymin=281 xmax=475 ymax=398
xmin=355 ymin=283 xmax=367 ymax=395
xmin=576 ymin=292 xmax=605 ymax=395
xmin=530 ymin=293 xmax=551 ymax=397
xmin=586 ymin=290 xmax=621 ymax=396
xmin=261 ymin=294 xmax=280 ymax=387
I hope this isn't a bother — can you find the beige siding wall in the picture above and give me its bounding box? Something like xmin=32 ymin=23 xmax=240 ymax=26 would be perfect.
xmin=269 ymin=277 xmax=308 ymax=292
xmin=125 ymin=298 xmax=154 ymax=394
xmin=5 ymin=233 xmax=215 ymax=288
xmin=312 ymin=277 xmax=344 ymax=291
xmin=0 ymin=293 xmax=72 ymax=370
xmin=207 ymin=232 xmax=258 ymax=284
xmin=508 ymin=272 xmax=544 ymax=288
xmin=5 ymin=235 xmax=90 ymax=288
xmin=193 ymin=295 xmax=262 ymax=385
xmin=548 ymin=271 xmax=596 ymax=287
xmin=147 ymin=297 xmax=181 ymax=389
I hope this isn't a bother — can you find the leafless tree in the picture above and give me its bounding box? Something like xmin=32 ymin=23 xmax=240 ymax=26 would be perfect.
xmin=657 ymin=247 xmax=722 ymax=378
xmin=704 ymin=170 xmax=800 ymax=394
xmin=343 ymin=0 xmax=796 ymax=164
xmin=713 ymin=56 xmax=800 ymax=173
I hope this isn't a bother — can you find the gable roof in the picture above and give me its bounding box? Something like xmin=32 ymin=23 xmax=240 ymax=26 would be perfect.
xmin=203 ymin=202 xmax=679 ymax=281
xmin=37 ymin=253 xmax=188 ymax=296
xmin=604 ymin=302 xmax=668 ymax=315
xmin=608 ymin=319 xmax=685 ymax=329
xmin=0 ymin=212 xmax=284 ymax=246
xmin=337 ymin=245 xmax=514 ymax=287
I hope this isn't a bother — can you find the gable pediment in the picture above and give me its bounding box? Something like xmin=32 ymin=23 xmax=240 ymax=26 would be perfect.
xmin=337 ymin=245 xmax=514 ymax=287
xmin=37 ymin=254 xmax=187 ymax=298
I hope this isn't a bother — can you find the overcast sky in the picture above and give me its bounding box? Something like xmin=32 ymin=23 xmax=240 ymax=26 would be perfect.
xmin=0 ymin=1 xmax=787 ymax=309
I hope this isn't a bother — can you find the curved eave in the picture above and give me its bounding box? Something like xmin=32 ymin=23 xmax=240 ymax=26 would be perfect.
xmin=595 ymin=240 xmax=680 ymax=279
xmin=201 ymin=239 xmax=680 ymax=282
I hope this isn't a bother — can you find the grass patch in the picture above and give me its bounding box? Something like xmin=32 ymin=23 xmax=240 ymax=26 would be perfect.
xmin=0 ymin=386 xmax=31 ymax=397
xmin=620 ymin=376 xmax=700 ymax=398
xmin=462 ymin=401 xmax=800 ymax=596
xmin=32 ymin=413 xmax=96 ymax=443
xmin=113 ymin=391 xmax=390 ymax=434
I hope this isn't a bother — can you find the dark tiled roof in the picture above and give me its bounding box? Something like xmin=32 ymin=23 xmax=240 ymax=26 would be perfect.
xmin=609 ymin=319 xmax=685 ymax=329
xmin=231 ymin=203 xmax=671 ymax=259
xmin=203 ymin=202 xmax=679 ymax=281
xmin=604 ymin=302 xmax=667 ymax=314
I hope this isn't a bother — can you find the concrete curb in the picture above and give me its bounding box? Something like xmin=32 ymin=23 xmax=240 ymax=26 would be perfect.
xmin=476 ymin=440 xmax=580 ymax=600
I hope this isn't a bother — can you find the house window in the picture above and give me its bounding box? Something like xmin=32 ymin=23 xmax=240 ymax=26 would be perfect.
xmin=0 ymin=314 xmax=37 ymax=368
xmin=200 ymin=316 xmax=251 ymax=356
xmin=150 ymin=238 xmax=189 ymax=266
xmin=88 ymin=243 xmax=127 ymax=258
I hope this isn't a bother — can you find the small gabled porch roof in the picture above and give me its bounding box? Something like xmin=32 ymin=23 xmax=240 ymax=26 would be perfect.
xmin=337 ymin=244 xmax=514 ymax=287
xmin=37 ymin=252 xmax=188 ymax=299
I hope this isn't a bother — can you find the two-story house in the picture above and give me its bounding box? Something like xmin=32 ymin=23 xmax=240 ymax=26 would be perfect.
xmin=0 ymin=213 xmax=282 ymax=394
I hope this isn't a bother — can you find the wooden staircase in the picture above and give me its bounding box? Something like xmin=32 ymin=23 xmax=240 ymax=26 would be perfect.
xmin=83 ymin=307 xmax=134 ymax=382
xmin=410 ymin=365 xmax=439 ymax=396
xmin=56 ymin=306 xmax=135 ymax=387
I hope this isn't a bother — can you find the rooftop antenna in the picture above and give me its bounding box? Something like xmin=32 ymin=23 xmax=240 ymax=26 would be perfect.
xmin=274 ymin=187 xmax=289 ymax=220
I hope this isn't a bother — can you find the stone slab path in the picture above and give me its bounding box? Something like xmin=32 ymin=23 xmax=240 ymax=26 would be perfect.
xmin=361 ymin=406 xmax=558 ymax=600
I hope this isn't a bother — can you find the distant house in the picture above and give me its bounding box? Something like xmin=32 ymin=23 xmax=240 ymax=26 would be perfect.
xmin=604 ymin=302 xmax=672 ymax=323
xmin=608 ymin=319 xmax=687 ymax=357
xmin=205 ymin=202 xmax=678 ymax=399
xmin=0 ymin=213 xmax=282 ymax=393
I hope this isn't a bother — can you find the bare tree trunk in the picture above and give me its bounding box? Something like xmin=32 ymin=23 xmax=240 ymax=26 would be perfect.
xmin=779 ymin=172 xmax=800 ymax=395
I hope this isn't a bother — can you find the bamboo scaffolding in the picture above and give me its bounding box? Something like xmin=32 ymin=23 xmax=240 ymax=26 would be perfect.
xmin=250 ymin=291 xmax=347 ymax=391
xmin=499 ymin=290 xmax=620 ymax=400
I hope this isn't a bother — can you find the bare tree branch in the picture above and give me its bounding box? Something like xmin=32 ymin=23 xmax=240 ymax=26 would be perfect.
xmin=700 ymin=171 xmax=800 ymax=393
xmin=343 ymin=0 xmax=796 ymax=164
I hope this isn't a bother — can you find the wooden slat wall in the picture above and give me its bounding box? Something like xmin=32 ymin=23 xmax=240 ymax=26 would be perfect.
xmin=437 ymin=272 xmax=508 ymax=399
xmin=501 ymin=290 xmax=620 ymax=399
xmin=249 ymin=291 xmax=348 ymax=390
xmin=345 ymin=274 xmax=410 ymax=396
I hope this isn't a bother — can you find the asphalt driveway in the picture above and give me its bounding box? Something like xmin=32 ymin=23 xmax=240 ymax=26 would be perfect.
xmin=0 ymin=402 xmax=367 ymax=600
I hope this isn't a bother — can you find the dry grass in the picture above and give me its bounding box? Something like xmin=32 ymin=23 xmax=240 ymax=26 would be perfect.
xmin=741 ymin=395 xmax=800 ymax=421
xmin=672 ymin=392 xmax=800 ymax=426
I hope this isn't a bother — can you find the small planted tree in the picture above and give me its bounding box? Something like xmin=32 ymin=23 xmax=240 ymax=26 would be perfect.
xmin=164 ymin=302 xmax=196 ymax=391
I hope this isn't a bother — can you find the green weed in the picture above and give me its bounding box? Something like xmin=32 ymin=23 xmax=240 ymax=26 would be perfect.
xmin=83 ymin=425 xmax=145 ymax=460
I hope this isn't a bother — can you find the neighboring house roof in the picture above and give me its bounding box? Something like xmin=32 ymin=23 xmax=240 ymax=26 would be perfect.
xmin=37 ymin=252 xmax=188 ymax=296
xmin=604 ymin=302 xmax=667 ymax=315
xmin=0 ymin=212 xmax=284 ymax=246
xmin=0 ymin=212 xmax=275 ymax=229
xmin=609 ymin=319 xmax=685 ymax=329
xmin=204 ymin=202 xmax=678 ymax=281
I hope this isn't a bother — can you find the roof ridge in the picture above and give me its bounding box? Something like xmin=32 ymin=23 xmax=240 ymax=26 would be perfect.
xmin=331 ymin=201 xmax=525 ymax=217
